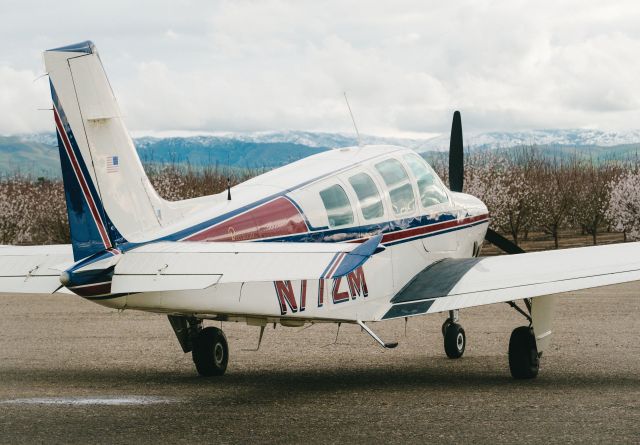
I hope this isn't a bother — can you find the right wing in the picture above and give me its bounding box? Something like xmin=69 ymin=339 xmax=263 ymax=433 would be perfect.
xmin=379 ymin=242 xmax=640 ymax=320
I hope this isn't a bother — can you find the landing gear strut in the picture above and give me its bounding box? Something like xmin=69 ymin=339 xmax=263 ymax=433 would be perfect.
xmin=442 ymin=310 xmax=465 ymax=359
xmin=168 ymin=316 xmax=229 ymax=377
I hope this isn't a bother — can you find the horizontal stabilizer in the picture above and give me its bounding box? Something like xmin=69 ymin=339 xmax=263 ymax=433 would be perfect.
xmin=0 ymin=245 xmax=73 ymax=294
xmin=331 ymin=235 xmax=383 ymax=278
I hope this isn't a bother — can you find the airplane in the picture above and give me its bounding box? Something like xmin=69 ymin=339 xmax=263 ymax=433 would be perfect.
xmin=2 ymin=41 xmax=639 ymax=379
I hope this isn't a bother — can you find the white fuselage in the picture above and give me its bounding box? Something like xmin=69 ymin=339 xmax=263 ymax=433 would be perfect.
xmin=87 ymin=145 xmax=489 ymax=323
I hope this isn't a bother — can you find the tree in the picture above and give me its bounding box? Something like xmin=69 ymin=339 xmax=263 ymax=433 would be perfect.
xmin=606 ymin=168 xmax=640 ymax=241
xmin=529 ymin=160 xmax=576 ymax=249
xmin=465 ymin=153 xmax=533 ymax=246
xmin=573 ymin=163 xmax=617 ymax=245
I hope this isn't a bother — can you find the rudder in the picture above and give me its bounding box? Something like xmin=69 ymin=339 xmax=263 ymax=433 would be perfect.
xmin=44 ymin=41 xmax=167 ymax=260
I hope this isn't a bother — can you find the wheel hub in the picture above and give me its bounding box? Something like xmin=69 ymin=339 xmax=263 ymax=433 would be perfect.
xmin=214 ymin=343 xmax=224 ymax=366
xmin=456 ymin=332 xmax=464 ymax=351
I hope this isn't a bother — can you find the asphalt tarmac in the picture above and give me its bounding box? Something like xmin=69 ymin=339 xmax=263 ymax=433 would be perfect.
xmin=0 ymin=284 xmax=638 ymax=444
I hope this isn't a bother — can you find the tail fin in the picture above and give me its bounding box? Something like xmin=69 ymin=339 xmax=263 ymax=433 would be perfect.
xmin=44 ymin=41 xmax=165 ymax=261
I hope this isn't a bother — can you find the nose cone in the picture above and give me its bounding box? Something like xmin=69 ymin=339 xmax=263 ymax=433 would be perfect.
xmin=59 ymin=271 xmax=71 ymax=286
xmin=450 ymin=191 xmax=488 ymax=214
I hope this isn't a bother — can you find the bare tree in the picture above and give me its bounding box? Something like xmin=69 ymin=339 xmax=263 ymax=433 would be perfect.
xmin=530 ymin=159 xmax=576 ymax=248
xmin=573 ymin=163 xmax=618 ymax=245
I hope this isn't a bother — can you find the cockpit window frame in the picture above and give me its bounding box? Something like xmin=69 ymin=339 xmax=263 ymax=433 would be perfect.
xmin=401 ymin=153 xmax=451 ymax=210
xmin=318 ymin=183 xmax=356 ymax=228
xmin=373 ymin=157 xmax=417 ymax=217
xmin=347 ymin=171 xmax=385 ymax=221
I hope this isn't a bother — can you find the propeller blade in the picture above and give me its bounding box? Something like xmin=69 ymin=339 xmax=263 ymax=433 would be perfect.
xmin=485 ymin=228 xmax=525 ymax=254
xmin=448 ymin=110 xmax=464 ymax=192
xmin=446 ymin=111 xmax=524 ymax=255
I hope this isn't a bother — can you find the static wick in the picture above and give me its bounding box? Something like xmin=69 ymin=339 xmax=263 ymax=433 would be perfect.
xmin=343 ymin=92 xmax=362 ymax=147
xmin=227 ymin=177 xmax=231 ymax=201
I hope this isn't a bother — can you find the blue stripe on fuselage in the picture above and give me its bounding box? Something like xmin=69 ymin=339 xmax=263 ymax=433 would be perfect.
xmin=51 ymin=82 xmax=126 ymax=260
xmin=116 ymin=148 xmax=406 ymax=252
xmin=113 ymin=146 xmax=486 ymax=252
xmin=260 ymin=212 xmax=459 ymax=244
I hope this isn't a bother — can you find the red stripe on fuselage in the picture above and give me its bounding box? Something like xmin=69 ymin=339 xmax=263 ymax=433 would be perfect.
xmin=325 ymin=252 xmax=346 ymax=279
xmin=345 ymin=214 xmax=489 ymax=245
xmin=68 ymin=282 xmax=112 ymax=297
xmin=186 ymin=196 xmax=308 ymax=242
xmin=380 ymin=214 xmax=488 ymax=244
xmin=53 ymin=107 xmax=111 ymax=249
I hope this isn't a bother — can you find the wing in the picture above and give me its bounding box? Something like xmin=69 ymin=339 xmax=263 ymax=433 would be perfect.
xmin=379 ymin=242 xmax=640 ymax=321
xmin=0 ymin=245 xmax=74 ymax=294
xmin=111 ymin=236 xmax=382 ymax=293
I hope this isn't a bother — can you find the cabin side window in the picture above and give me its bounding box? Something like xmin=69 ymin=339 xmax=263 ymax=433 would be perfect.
xmin=319 ymin=184 xmax=354 ymax=227
xmin=374 ymin=158 xmax=416 ymax=216
xmin=402 ymin=153 xmax=449 ymax=207
xmin=348 ymin=172 xmax=384 ymax=220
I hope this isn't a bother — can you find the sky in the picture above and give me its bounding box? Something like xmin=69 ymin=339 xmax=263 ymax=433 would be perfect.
xmin=1 ymin=0 xmax=639 ymax=137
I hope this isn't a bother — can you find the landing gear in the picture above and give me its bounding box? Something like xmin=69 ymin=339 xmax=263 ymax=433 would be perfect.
xmin=192 ymin=326 xmax=229 ymax=376
xmin=442 ymin=310 xmax=465 ymax=359
xmin=191 ymin=326 xmax=229 ymax=377
xmin=441 ymin=318 xmax=452 ymax=336
xmin=443 ymin=322 xmax=466 ymax=359
xmin=508 ymin=326 xmax=539 ymax=379
xmin=168 ymin=316 xmax=229 ymax=376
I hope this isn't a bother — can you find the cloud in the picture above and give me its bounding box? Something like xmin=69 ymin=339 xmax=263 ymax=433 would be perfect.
xmin=0 ymin=0 xmax=639 ymax=135
xmin=0 ymin=67 xmax=50 ymax=133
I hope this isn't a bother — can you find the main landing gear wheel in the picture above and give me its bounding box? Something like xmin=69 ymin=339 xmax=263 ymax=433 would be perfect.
xmin=192 ymin=326 xmax=229 ymax=376
xmin=443 ymin=322 xmax=466 ymax=359
xmin=508 ymin=326 xmax=539 ymax=379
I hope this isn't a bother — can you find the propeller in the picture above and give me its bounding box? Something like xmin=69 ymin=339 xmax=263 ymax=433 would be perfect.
xmin=448 ymin=111 xmax=524 ymax=255
xmin=448 ymin=111 xmax=464 ymax=193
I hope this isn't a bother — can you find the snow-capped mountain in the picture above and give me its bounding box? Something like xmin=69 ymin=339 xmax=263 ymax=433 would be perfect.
xmin=132 ymin=131 xmax=429 ymax=151
xmin=3 ymin=129 xmax=640 ymax=178
xmin=14 ymin=128 xmax=640 ymax=154
xmin=418 ymin=129 xmax=640 ymax=152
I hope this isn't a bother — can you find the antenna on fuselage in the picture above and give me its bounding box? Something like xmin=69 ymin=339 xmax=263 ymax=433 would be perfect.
xmin=343 ymin=92 xmax=362 ymax=147
xmin=226 ymin=152 xmax=232 ymax=201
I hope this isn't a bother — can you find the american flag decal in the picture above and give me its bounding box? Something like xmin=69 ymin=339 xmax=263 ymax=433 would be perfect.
xmin=106 ymin=155 xmax=119 ymax=173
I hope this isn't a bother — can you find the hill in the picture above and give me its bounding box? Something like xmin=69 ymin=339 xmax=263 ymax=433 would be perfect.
xmin=1 ymin=129 xmax=640 ymax=178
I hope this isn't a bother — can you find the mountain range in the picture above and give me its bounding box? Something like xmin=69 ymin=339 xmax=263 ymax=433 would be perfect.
xmin=2 ymin=129 xmax=640 ymax=178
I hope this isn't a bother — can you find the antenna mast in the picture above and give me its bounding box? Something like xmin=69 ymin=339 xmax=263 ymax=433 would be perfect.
xmin=343 ymin=92 xmax=362 ymax=147
xmin=226 ymin=152 xmax=232 ymax=201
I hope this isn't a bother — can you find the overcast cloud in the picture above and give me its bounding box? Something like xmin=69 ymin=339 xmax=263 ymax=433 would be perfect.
xmin=1 ymin=0 xmax=639 ymax=137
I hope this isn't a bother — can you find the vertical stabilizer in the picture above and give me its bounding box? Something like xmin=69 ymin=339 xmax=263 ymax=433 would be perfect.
xmin=44 ymin=41 xmax=166 ymax=260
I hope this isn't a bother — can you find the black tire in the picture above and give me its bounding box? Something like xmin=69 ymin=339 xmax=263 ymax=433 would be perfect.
xmin=508 ymin=326 xmax=539 ymax=379
xmin=441 ymin=319 xmax=452 ymax=337
xmin=444 ymin=323 xmax=465 ymax=359
xmin=192 ymin=327 xmax=228 ymax=376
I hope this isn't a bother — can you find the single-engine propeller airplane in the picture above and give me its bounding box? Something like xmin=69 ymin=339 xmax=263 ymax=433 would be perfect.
xmin=2 ymin=41 xmax=639 ymax=379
